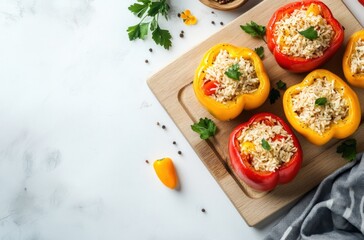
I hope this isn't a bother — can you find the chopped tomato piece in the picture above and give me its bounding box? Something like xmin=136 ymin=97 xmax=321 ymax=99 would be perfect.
xmin=272 ymin=134 xmax=286 ymax=142
xmin=202 ymin=80 xmax=218 ymax=96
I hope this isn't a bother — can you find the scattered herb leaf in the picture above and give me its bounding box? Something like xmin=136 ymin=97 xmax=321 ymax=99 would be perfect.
xmin=254 ymin=46 xmax=264 ymax=59
xmin=262 ymin=138 xmax=271 ymax=151
xmin=315 ymin=97 xmax=328 ymax=106
xmin=191 ymin=118 xmax=217 ymax=140
xmin=336 ymin=139 xmax=357 ymax=161
xmin=269 ymin=88 xmax=280 ymax=104
xmin=127 ymin=0 xmax=172 ymax=50
xmin=128 ymin=0 xmax=150 ymax=18
xmin=240 ymin=21 xmax=266 ymax=40
xmin=225 ymin=63 xmax=242 ymax=80
xmin=299 ymin=26 xmax=318 ymax=40
xmin=152 ymin=26 xmax=172 ymax=50
xmin=276 ymin=80 xmax=287 ymax=90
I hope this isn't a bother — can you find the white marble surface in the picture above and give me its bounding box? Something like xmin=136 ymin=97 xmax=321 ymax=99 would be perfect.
xmin=0 ymin=0 xmax=361 ymax=239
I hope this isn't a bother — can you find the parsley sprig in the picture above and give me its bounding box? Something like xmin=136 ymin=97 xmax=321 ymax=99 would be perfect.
xmin=262 ymin=138 xmax=271 ymax=151
xmin=225 ymin=63 xmax=242 ymax=80
xmin=269 ymin=88 xmax=280 ymax=104
xmin=240 ymin=21 xmax=266 ymax=43
xmin=269 ymin=80 xmax=288 ymax=104
xmin=337 ymin=139 xmax=357 ymax=161
xmin=276 ymin=80 xmax=287 ymax=90
xmin=127 ymin=0 xmax=172 ymax=50
xmin=299 ymin=26 xmax=318 ymax=41
xmin=315 ymin=97 xmax=328 ymax=106
xmin=191 ymin=118 xmax=217 ymax=140
xmin=254 ymin=46 xmax=264 ymax=59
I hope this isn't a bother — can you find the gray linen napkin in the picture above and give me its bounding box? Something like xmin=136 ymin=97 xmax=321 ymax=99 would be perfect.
xmin=264 ymin=153 xmax=364 ymax=240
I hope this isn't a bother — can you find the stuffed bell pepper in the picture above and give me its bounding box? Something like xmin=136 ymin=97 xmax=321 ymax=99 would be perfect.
xmin=343 ymin=30 xmax=364 ymax=88
xmin=228 ymin=113 xmax=302 ymax=192
xmin=193 ymin=43 xmax=270 ymax=121
xmin=266 ymin=1 xmax=344 ymax=73
xmin=283 ymin=69 xmax=361 ymax=146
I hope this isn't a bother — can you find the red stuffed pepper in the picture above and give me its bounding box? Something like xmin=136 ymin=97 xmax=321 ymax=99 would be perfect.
xmin=266 ymin=1 xmax=344 ymax=73
xmin=228 ymin=113 xmax=303 ymax=191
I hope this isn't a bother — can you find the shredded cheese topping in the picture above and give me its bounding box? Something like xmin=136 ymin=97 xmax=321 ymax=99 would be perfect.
xmin=237 ymin=116 xmax=297 ymax=172
xmin=350 ymin=38 xmax=364 ymax=74
xmin=291 ymin=77 xmax=348 ymax=135
xmin=274 ymin=5 xmax=334 ymax=59
xmin=204 ymin=50 xmax=260 ymax=103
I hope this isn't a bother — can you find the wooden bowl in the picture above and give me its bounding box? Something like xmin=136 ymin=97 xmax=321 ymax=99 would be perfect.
xmin=199 ymin=0 xmax=248 ymax=11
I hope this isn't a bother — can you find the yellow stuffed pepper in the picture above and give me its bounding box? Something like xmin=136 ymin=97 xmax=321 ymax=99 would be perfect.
xmin=193 ymin=43 xmax=270 ymax=121
xmin=343 ymin=30 xmax=364 ymax=88
xmin=283 ymin=69 xmax=361 ymax=146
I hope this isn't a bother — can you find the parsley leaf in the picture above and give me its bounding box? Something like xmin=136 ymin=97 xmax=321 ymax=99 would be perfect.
xmin=240 ymin=21 xmax=266 ymax=39
xmin=299 ymin=26 xmax=318 ymax=40
xmin=254 ymin=46 xmax=264 ymax=59
xmin=127 ymin=23 xmax=148 ymax=40
xmin=336 ymin=139 xmax=357 ymax=161
xmin=191 ymin=118 xmax=217 ymax=140
xmin=269 ymin=88 xmax=280 ymax=104
xmin=262 ymin=138 xmax=271 ymax=151
xmin=148 ymin=0 xmax=169 ymax=17
xmin=152 ymin=26 xmax=172 ymax=50
xmin=128 ymin=0 xmax=150 ymax=18
xmin=225 ymin=63 xmax=242 ymax=80
xmin=127 ymin=0 xmax=172 ymax=50
xmin=315 ymin=97 xmax=327 ymax=106
xmin=276 ymin=80 xmax=287 ymax=90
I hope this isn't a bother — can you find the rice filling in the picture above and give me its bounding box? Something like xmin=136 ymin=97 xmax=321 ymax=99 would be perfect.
xmin=350 ymin=38 xmax=364 ymax=74
xmin=204 ymin=49 xmax=260 ymax=103
xmin=237 ymin=117 xmax=297 ymax=172
xmin=291 ymin=77 xmax=349 ymax=135
xmin=273 ymin=5 xmax=334 ymax=59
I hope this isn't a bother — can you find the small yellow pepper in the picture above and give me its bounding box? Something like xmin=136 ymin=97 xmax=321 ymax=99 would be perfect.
xmin=343 ymin=30 xmax=364 ymax=89
xmin=193 ymin=43 xmax=270 ymax=121
xmin=283 ymin=69 xmax=361 ymax=146
xmin=153 ymin=157 xmax=178 ymax=189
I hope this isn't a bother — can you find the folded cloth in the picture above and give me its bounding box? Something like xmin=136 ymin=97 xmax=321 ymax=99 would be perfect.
xmin=264 ymin=153 xmax=364 ymax=240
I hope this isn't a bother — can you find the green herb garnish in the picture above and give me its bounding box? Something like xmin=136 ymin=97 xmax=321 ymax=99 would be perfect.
xmin=240 ymin=21 xmax=266 ymax=41
xmin=191 ymin=118 xmax=217 ymax=140
xmin=127 ymin=0 xmax=172 ymax=50
xmin=299 ymin=26 xmax=318 ymax=40
xmin=225 ymin=63 xmax=242 ymax=80
xmin=336 ymin=139 xmax=357 ymax=161
xmin=262 ymin=138 xmax=271 ymax=151
xmin=276 ymin=80 xmax=287 ymax=90
xmin=269 ymin=88 xmax=280 ymax=104
xmin=254 ymin=46 xmax=264 ymax=59
xmin=315 ymin=97 xmax=328 ymax=106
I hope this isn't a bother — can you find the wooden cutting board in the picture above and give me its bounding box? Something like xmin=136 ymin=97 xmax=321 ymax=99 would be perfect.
xmin=147 ymin=0 xmax=364 ymax=226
